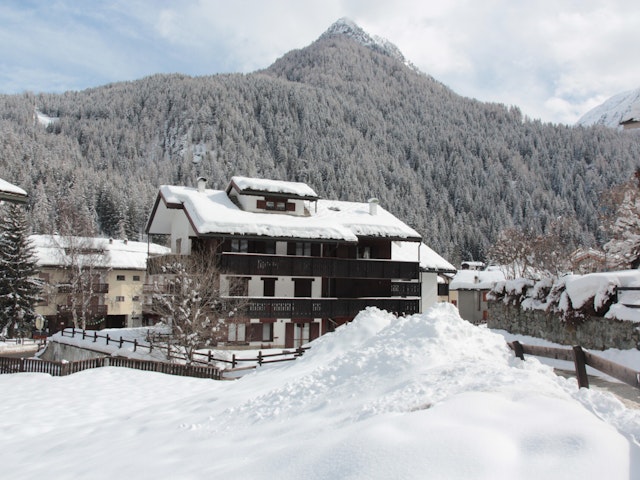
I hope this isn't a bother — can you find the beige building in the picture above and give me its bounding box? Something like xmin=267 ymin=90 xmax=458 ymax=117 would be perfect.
xmin=32 ymin=235 xmax=169 ymax=332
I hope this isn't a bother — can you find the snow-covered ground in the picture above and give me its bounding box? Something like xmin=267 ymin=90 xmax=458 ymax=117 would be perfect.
xmin=1 ymin=304 xmax=639 ymax=479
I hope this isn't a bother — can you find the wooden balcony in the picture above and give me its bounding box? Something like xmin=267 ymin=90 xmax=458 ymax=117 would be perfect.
xmin=57 ymin=304 xmax=108 ymax=318
xmin=219 ymin=253 xmax=419 ymax=280
xmin=57 ymin=283 xmax=109 ymax=294
xmin=241 ymin=297 xmax=419 ymax=319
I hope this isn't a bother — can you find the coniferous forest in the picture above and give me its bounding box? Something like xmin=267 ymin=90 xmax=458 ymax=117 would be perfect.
xmin=0 ymin=22 xmax=639 ymax=264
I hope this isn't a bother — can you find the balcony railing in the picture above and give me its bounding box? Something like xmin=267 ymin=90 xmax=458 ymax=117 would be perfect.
xmin=219 ymin=253 xmax=419 ymax=280
xmin=390 ymin=282 xmax=421 ymax=297
xmin=241 ymin=297 xmax=419 ymax=319
xmin=57 ymin=283 xmax=109 ymax=294
xmin=57 ymin=304 xmax=108 ymax=317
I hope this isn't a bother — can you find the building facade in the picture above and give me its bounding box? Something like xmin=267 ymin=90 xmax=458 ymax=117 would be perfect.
xmin=146 ymin=176 xmax=453 ymax=348
xmin=32 ymin=235 xmax=170 ymax=332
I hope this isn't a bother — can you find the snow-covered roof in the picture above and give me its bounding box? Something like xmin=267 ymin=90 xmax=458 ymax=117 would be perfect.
xmin=228 ymin=176 xmax=318 ymax=199
xmin=392 ymin=241 xmax=456 ymax=273
xmin=148 ymin=184 xmax=421 ymax=242
xmin=450 ymin=268 xmax=506 ymax=290
xmin=0 ymin=178 xmax=27 ymax=203
xmin=30 ymin=235 xmax=170 ymax=270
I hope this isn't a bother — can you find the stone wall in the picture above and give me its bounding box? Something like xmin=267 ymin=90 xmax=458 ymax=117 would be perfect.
xmin=488 ymin=302 xmax=640 ymax=350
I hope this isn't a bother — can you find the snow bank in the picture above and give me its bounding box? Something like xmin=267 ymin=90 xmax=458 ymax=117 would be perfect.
xmin=1 ymin=305 xmax=639 ymax=479
xmin=493 ymin=270 xmax=640 ymax=322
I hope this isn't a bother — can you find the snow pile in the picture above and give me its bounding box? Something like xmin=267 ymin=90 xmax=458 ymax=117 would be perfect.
xmin=1 ymin=304 xmax=639 ymax=479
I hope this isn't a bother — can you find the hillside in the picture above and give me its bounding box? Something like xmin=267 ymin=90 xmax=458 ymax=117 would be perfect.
xmin=577 ymin=88 xmax=640 ymax=129
xmin=1 ymin=19 xmax=639 ymax=262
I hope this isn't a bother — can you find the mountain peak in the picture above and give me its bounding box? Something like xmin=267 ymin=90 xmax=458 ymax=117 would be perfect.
xmin=320 ymin=18 xmax=417 ymax=71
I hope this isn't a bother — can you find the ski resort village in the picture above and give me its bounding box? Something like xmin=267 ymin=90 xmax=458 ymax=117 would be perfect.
xmin=2 ymin=13 xmax=640 ymax=480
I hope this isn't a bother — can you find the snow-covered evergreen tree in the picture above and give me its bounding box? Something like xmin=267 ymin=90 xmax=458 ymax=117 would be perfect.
xmin=0 ymin=204 xmax=42 ymax=337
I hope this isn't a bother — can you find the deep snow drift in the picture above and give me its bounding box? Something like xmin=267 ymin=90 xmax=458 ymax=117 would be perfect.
xmin=1 ymin=304 xmax=639 ymax=479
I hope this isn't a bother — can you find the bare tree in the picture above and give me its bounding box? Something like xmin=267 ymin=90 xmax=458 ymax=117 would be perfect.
xmin=149 ymin=245 xmax=246 ymax=362
xmin=52 ymin=235 xmax=109 ymax=330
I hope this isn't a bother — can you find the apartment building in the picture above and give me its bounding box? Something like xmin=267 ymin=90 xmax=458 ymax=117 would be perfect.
xmin=145 ymin=176 xmax=454 ymax=348
xmin=32 ymin=235 xmax=169 ymax=332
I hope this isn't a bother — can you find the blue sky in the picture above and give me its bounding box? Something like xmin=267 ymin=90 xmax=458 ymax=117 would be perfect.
xmin=1 ymin=0 xmax=638 ymax=124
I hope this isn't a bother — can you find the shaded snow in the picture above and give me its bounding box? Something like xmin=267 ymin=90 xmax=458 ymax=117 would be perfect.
xmin=1 ymin=305 xmax=639 ymax=479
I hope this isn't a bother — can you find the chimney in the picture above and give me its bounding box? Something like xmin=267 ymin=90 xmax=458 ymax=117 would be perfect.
xmin=197 ymin=177 xmax=207 ymax=193
xmin=368 ymin=197 xmax=379 ymax=215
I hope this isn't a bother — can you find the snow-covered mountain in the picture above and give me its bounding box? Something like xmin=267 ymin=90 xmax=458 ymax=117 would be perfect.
xmin=320 ymin=17 xmax=419 ymax=72
xmin=577 ymin=88 xmax=640 ymax=129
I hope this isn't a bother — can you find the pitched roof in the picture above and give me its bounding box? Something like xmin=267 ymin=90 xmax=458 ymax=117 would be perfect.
xmin=227 ymin=176 xmax=319 ymax=200
xmin=147 ymin=184 xmax=421 ymax=242
xmin=0 ymin=178 xmax=28 ymax=204
xmin=30 ymin=235 xmax=170 ymax=270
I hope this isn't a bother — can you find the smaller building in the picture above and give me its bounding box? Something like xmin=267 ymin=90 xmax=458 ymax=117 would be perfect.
xmin=450 ymin=267 xmax=505 ymax=324
xmin=0 ymin=178 xmax=28 ymax=204
xmin=620 ymin=106 xmax=640 ymax=130
xmin=32 ymin=235 xmax=170 ymax=332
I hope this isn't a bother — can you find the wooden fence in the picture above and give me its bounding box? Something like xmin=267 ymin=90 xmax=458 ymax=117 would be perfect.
xmin=58 ymin=328 xmax=309 ymax=369
xmin=0 ymin=355 xmax=222 ymax=380
xmin=509 ymin=341 xmax=640 ymax=390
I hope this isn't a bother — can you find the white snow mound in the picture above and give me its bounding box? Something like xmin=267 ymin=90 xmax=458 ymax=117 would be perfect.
xmin=1 ymin=304 xmax=639 ymax=479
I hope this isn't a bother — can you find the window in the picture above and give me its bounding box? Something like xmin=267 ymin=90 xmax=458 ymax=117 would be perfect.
xmin=115 ymin=296 xmax=125 ymax=302
xmin=262 ymin=278 xmax=276 ymax=297
xmin=132 ymin=296 xmax=140 ymax=302
xmin=228 ymin=323 xmax=246 ymax=343
xmin=231 ymin=239 xmax=248 ymax=253
xmin=294 ymin=278 xmax=313 ymax=297
xmin=116 ymin=275 xmax=125 ymax=281
xmin=288 ymin=241 xmax=311 ymax=256
xmin=133 ymin=275 xmax=141 ymax=282
xmin=229 ymin=277 xmax=249 ymax=296
xmin=258 ymin=197 xmax=293 ymax=212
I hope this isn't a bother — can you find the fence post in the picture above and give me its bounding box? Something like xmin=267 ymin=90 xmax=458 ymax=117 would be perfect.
xmin=512 ymin=341 xmax=525 ymax=361
xmin=106 ymin=334 xmax=110 ymax=345
xmin=572 ymin=346 xmax=590 ymax=389
xmin=119 ymin=337 xmax=124 ymax=348
xmin=208 ymin=350 xmax=212 ymax=363
xmin=82 ymin=330 xmax=86 ymax=340
xmin=94 ymin=331 xmax=97 ymax=343
xmin=232 ymin=354 xmax=236 ymax=369
xmin=134 ymin=339 xmax=138 ymax=352
xmin=71 ymin=329 xmax=76 ymax=338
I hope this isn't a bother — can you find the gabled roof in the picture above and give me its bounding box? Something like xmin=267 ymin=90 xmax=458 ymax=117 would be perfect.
xmin=146 ymin=184 xmax=421 ymax=243
xmin=0 ymin=178 xmax=28 ymax=204
xmin=226 ymin=176 xmax=319 ymax=200
xmin=30 ymin=235 xmax=170 ymax=270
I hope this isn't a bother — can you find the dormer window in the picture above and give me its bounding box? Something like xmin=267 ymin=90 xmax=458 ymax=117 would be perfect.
xmin=258 ymin=197 xmax=293 ymax=212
